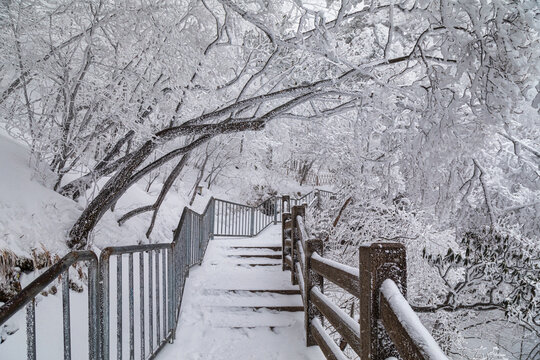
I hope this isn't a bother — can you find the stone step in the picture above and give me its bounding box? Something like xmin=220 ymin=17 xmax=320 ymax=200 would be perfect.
xmin=203 ymin=289 xmax=301 ymax=296
xmin=229 ymin=254 xmax=281 ymax=259
xmin=210 ymin=305 xmax=304 ymax=312
xmin=234 ymin=263 xmax=280 ymax=267
xmin=229 ymin=246 xmax=281 ymax=251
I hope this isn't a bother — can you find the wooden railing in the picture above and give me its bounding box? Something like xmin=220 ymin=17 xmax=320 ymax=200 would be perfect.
xmin=281 ymin=200 xmax=448 ymax=360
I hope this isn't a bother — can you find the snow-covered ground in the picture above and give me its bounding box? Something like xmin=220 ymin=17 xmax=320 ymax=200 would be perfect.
xmin=0 ymin=133 xmax=327 ymax=359
xmin=0 ymin=132 xmax=321 ymax=258
xmin=158 ymin=226 xmax=325 ymax=360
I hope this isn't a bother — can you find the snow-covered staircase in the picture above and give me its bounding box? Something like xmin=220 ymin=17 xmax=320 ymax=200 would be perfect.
xmin=157 ymin=225 xmax=325 ymax=359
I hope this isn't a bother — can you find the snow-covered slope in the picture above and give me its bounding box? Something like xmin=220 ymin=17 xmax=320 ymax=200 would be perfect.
xmin=0 ymin=133 xmax=193 ymax=256
xmin=0 ymin=135 xmax=79 ymax=256
xmin=0 ymin=132 xmax=323 ymax=265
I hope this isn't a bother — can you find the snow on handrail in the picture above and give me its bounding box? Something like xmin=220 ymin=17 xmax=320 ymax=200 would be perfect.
xmin=380 ymin=279 xmax=448 ymax=360
xmin=311 ymin=252 xmax=359 ymax=278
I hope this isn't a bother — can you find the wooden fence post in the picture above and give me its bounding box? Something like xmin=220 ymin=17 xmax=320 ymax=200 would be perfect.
xmin=291 ymin=205 xmax=306 ymax=285
xmin=281 ymin=195 xmax=290 ymax=215
xmin=305 ymin=238 xmax=323 ymax=346
xmin=273 ymin=196 xmax=279 ymax=224
xmin=281 ymin=195 xmax=292 ymax=272
xmin=359 ymin=243 xmax=406 ymax=360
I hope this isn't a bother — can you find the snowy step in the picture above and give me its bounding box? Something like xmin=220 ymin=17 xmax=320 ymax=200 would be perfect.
xmin=203 ymin=289 xmax=301 ymax=296
xmin=206 ymin=309 xmax=303 ymax=328
xmin=225 ymin=248 xmax=281 ymax=255
xmin=229 ymin=246 xmax=281 ymax=251
xmin=197 ymin=293 xmax=303 ymax=307
xmin=234 ymin=263 xmax=280 ymax=267
xmin=214 ymin=326 xmax=292 ymax=331
xmin=229 ymin=254 xmax=281 ymax=259
xmin=158 ymin=226 xmax=325 ymax=360
xmin=210 ymin=256 xmax=281 ymax=265
xmin=210 ymin=305 xmax=304 ymax=312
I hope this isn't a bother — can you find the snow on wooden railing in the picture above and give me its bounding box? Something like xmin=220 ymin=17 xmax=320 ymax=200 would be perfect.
xmin=380 ymin=280 xmax=448 ymax=360
xmin=281 ymin=200 xmax=448 ymax=360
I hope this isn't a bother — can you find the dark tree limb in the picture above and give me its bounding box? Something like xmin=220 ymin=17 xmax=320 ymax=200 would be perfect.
xmin=145 ymin=154 xmax=190 ymax=238
xmin=67 ymin=88 xmax=324 ymax=249
xmin=189 ymin=153 xmax=209 ymax=206
xmin=117 ymin=205 xmax=155 ymax=225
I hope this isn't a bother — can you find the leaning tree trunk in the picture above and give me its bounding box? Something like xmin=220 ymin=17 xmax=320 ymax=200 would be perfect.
xmin=67 ymin=140 xmax=156 ymax=249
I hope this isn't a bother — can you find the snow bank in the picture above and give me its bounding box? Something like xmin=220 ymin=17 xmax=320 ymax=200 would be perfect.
xmin=0 ymin=134 xmax=79 ymax=257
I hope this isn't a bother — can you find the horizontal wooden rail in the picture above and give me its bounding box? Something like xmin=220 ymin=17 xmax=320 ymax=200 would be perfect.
xmin=311 ymin=287 xmax=361 ymax=355
xmin=281 ymin=199 xmax=448 ymax=360
xmin=380 ymin=280 xmax=448 ymax=360
xmin=311 ymin=318 xmax=348 ymax=360
xmin=311 ymin=253 xmax=360 ymax=298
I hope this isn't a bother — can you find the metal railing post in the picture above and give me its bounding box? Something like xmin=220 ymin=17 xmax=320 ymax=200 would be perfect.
xmin=250 ymin=207 xmax=255 ymax=237
xmin=359 ymin=243 xmax=406 ymax=360
xmin=98 ymin=251 xmax=111 ymax=360
xmin=273 ymin=197 xmax=278 ymax=224
xmin=210 ymin=199 xmax=215 ymax=240
xmin=168 ymin=243 xmax=176 ymax=341
xmin=87 ymin=257 xmax=99 ymax=360
xmin=199 ymin=216 xmax=204 ymax=261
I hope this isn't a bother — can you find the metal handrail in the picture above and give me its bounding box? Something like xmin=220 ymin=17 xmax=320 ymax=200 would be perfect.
xmin=99 ymin=243 xmax=174 ymax=360
xmin=0 ymin=192 xmax=320 ymax=359
xmin=0 ymin=251 xmax=99 ymax=360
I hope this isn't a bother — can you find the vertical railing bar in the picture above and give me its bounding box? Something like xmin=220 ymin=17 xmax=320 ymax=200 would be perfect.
xmin=233 ymin=204 xmax=236 ymax=235
xmin=162 ymin=249 xmax=167 ymax=339
xmin=148 ymin=251 xmax=153 ymax=355
xmin=155 ymin=251 xmax=160 ymax=346
xmin=219 ymin=201 xmax=222 ymax=235
xmin=186 ymin=215 xmax=191 ymax=268
xmin=199 ymin=216 xmax=204 ymax=260
xmin=230 ymin=204 xmax=233 ymax=236
xmin=196 ymin=216 xmax=200 ymax=261
xmin=191 ymin=213 xmax=195 ymax=264
xmin=139 ymin=252 xmax=145 ymax=360
xmin=240 ymin=206 xmax=243 ymax=235
xmin=192 ymin=216 xmax=195 ymax=263
xmin=88 ymin=257 xmax=99 ymax=360
xmin=230 ymin=205 xmax=236 ymax=235
xmin=234 ymin=205 xmax=237 ymax=236
xmin=62 ymin=271 xmax=71 ymax=360
xmin=250 ymin=207 xmax=254 ymax=237
xmin=129 ymin=253 xmax=134 ymax=360
xmin=274 ymin=197 xmax=278 ymax=224
xmin=117 ymin=255 xmax=123 ymax=360
xmin=220 ymin=201 xmax=223 ymax=235
xmin=214 ymin=202 xmax=217 ymax=236
xmin=194 ymin=213 xmax=197 ymax=263
xmin=214 ymin=200 xmax=220 ymax=234
xmin=167 ymin=247 xmax=174 ymax=340
xmin=225 ymin=203 xmax=229 ymax=235
xmin=26 ymin=298 xmax=36 ymax=360
xmin=229 ymin=203 xmax=232 ymax=235
xmin=101 ymin=254 xmax=110 ymax=360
